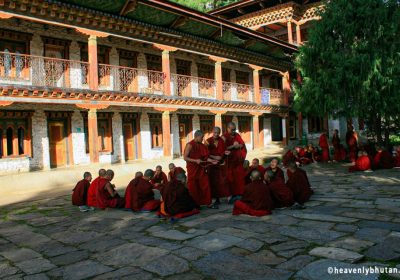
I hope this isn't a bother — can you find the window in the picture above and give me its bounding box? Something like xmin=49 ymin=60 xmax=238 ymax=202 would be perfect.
xmin=18 ymin=127 xmax=24 ymax=155
xmin=145 ymin=54 xmax=162 ymax=71
xmin=236 ymin=71 xmax=250 ymax=85
xmin=149 ymin=114 xmax=163 ymax=148
xmin=308 ymin=116 xmax=327 ymax=133
xmin=6 ymin=127 xmax=13 ymax=156
xmin=197 ymin=63 xmax=214 ymax=79
xmin=270 ymin=75 xmax=282 ymax=90
xmin=82 ymin=112 xmax=113 ymax=153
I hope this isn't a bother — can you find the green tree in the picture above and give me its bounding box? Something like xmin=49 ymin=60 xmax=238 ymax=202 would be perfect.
xmin=294 ymin=0 xmax=400 ymax=146
xmin=170 ymin=0 xmax=238 ymax=12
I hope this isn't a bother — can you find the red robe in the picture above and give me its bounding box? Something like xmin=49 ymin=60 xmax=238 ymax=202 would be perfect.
xmin=161 ymin=180 xmax=198 ymax=216
xmin=268 ymin=177 xmax=294 ymax=208
xmin=186 ymin=140 xmax=212 ymax=206
xmin=206 ymin=136 xmax=230 ymax=198
xmin=283 ymin=150 xmax=296 ymax=167
xmin=168 ymin=167 xmax=185 ymax=182
xmin=245 ymin=165 xmax=266 ymax=185
xmin=72 ymin=179 xmax=90 ymax=206
xmin=319 ymin=133 xmax=330 ymax=162
xmin=224 ymin=132 xmax=247 ymax=196
xmin=95 ymin=178 xmax=123 ymax=209
xmin=265 ymin=166 xmax=285 ymax=182
xmin=374 ymin=151 xmax=394 ymax=169
xmin=232 ymin=180 xmax=273 ymax=216
xmin=87 ymin=177 xmax=101 ymax=207
xmin=394 ymin=152 xmax=400 ymax=167
xmin=348 ymin=155 xmax=371 ymax=172
xmin=346 ymin=131 xmax=358 ymax=162
xmin=150 ymin=171 xmax=168 ymax=186
xmin=127 ymin=177 xmax=160 ymax=211
xmin=332 ymin=135 xmax=346 ymax=161
xmin=286 ymin=168 xmax=313 ymax=204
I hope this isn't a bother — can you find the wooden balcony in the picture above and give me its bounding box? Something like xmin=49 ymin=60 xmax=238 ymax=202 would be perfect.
xmin=0 ymin=52 xmax=286 ymax=106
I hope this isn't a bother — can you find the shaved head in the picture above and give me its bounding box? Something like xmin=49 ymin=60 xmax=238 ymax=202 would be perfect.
xmin=99 ymin=169 xmax=106 ymax=177
xmin=144 ymin=169 xmax=155 ymax=179
xmin=176 ymin=172 xmax=187 ymax=183
xmin=106 ymin=169 xmax=114 ymax=180
xmin=250 ymin=169 xmax=262 ymax=181
xmin=135 ymin=171 xmax=143 ymax=178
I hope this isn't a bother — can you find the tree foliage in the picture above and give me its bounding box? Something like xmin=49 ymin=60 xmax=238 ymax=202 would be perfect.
xmin=170 ymin=0 xmax=238 ymax=12
xmin=294 ymin=0 xmax=400 ymax=144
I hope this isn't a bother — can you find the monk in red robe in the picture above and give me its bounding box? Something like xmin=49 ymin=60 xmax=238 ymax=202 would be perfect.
xmin=205 ymin=127 xmax=229 ymax=208
xmin=168 ymin=163 xmax=185 ymax=182
xmin=265 ymin=170 xmax=294 ymax=208
xmin=349 ymin=151 xmax=371 ymax=172
xmin=95 ymin=169 xmax=124 ymax=209
xmin=394 ymin=146 xmax=400 ymax=168
xmin=72 ymin=172 xmax=92 ymax=212
xmin=184 ymin=130 xmax=217 ymax=206
xmin=283 ymin=150 xmax=296 ymax=167
xmin=373 ymin=147 xmax=394 ymax=170
xmin=286 ymin=162 xmax=313 ymax=207
xmin=87 ymin=169 xmax=106 ymax=208
xmin=346 ymin=126 xmax=358 ymax=163
xmin=126 ymin=169 xmax=160 ymax=212
xmin=150 ymin=165 xmax=168 ymax=189
xmin=232 ymin=170 xmax=273 ymax=216
xmin=332 ymin=129 xmax=346 ymax=162
xmin=222 ymin=122 xmax=247 ymax=201
xmin=245 ymin=158 xmax=266 ymax=185
xmin=264 ymin=158 xmax=285 ymax=182
xmin=319 ymin=130 xmax=330 ymax=162
xmin=159 ymin=172 xmax=199 ymax=219
xmin=124 ymin=171 xmax=143 ymax=210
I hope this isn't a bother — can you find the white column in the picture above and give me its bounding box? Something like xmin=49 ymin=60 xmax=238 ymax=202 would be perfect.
xmin=31 ymin=110 xmax=50 ymax=170
xmin=282 ymin=118 xmax=287 ymax=139
xmin=112 ymin=113 xmax=123 ymax=163
xmin=191 ymin=61 xmax=199 ymax=98
xmin=171 ymin=113 xmax=180 ymax=157
xmin=192 ymin=114 xmax=200 ymax=138
xmin=140 ymin=112 xmax=152 ymax=159
xmin=71 ymin=110 xmax=89 ymax=165
xmin=264 ymin=117 xmax=272 ymax=145
xmin=137 ymin=52 xmax=149 ymax=91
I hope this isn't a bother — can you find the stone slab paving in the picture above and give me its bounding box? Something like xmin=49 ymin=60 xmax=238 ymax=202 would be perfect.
xmin=0 ymin=164 xmax=399 ymax=279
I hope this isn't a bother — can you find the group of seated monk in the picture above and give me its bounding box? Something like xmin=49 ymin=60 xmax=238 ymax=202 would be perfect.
xmin=349 ymin=145 xmax=400 ymax=172
xmin=234 ymin=159 xmax=314 ymax=216
xmin=282 ymin=144 xmax=328 ymax=167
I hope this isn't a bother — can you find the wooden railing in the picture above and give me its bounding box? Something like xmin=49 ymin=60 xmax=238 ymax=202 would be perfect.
xmin=221 ymin=81 xmax=253 ymax=103
xmin=261 ymin=87 xmax=285 ymax=105
xmin=0 ymin=51 xmax=89 ymax=89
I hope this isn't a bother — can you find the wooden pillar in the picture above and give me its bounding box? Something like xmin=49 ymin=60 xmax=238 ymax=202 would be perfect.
xmin=297 ymin=71 xmax=303 ymax=137
xmin=162 ymin=111 xmax=171 ymax=156
xmin=282 ymin=71 xmax=291 ymax=106
xmin=250 ymin=112 xmax=263 ymax=149
xmin=209 ymin=56 xmax=227 ymax=101
xmin=287 ymin=21 xmax=293 ymax=44
xmin=210 ymin=110 xmax=227 ymax=129
xmin=154 ymin=44 xmax=178 ymax=96
xmin=296 ymin=24 xmax=302 ymax=45
xmin=88 ymin=108 xmax=99 ymax=163
xmin=249 ymin=65 xmax=263 ymax=104
xmin=88 ymin=35 xmax=99 ymax=91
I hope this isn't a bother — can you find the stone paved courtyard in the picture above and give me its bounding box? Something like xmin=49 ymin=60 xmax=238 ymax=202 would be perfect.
xmin=0 ymin=164 xmax=399 ymax=280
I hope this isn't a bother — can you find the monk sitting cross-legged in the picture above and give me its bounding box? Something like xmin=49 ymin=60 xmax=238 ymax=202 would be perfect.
xmin=126 ymin=169 xmax=160 ymax=212
xmin=184 ymin=130 xmax=218 ymax=207
xmin=348 ymin=151 xmax=371 ymax=172
xmin=232 ymin=170 xmax=274 ymax=217
xmin=159 ymin=172 xmax=200 ymax=220
xmin=95 ymin=169 xmax=125 ymax=209
xmin=286 ymin=161 xmax=313 ymax=209
xmin=265 ymin=170 xmax=294 ymax=209
xmin=264 ymin=158 xmax=285 ymax=182
xmin=168 ymin=163 xmax=185 ymax=182
xmin=150 ymin=165 xmax=168 ymax=189
xmin=373 ymin=147 xmax=394 ymax=170
xmin=124 ymin=171 xmax=143 ymax=210
xmin=87 ymin=169 xmax=106 ymax=208
xmin=72 ymin=172 xmax=93 ymax=212
xmin=245 ymin=158 xmax=266 ymax=185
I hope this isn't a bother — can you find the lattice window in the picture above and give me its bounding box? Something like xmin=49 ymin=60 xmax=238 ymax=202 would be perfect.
xmin=149 ymin=114 xmax=163 ymax=148
xmin=308 ymin=116 xmax=326 ymax=133
xmin=82 ymin=112 xmax=113 ymax=153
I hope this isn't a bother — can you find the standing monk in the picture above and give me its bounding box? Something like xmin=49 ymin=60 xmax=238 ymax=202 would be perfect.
xmin=87 ymin=169 xmax=106 ymax=208
xmin=205 ymin=127 xmax=229 ymax=208
xmin=222 ymin=122 xmax=247 ymax=202
xmin=332 ymin=129 xmax=346 ymax=162
xmin=319 ymin=130 xmax=330 ymax=162
xmin=168 ymin=163 xmax=185 ymax=182
xmin=184 ymin=130 xmax=217 ymax=207
xmin=151 ymin=165 xmax=168 ymax=189
xmin=95 ymin=169 xmax=124 ymax=209
xmin=72 ymin=172 xmax=92 ymax=212
xmin=232 ymin=170 xmax=274 ymax=217
xmin=346 ymin=125 xmax=358 ymax=163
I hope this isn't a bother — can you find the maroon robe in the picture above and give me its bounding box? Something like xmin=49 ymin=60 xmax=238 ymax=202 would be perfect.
xmin=245 ymin=165 xmax=266 ymax=185
xmin=374 ymin=151 xmax=394 ymax=169
xmin=161 ymin=180 xmax=198 ymax=216
xmin=87 ymin=177 xmax=101 ymax=207
xmin=332 ymin=135 xmax=346 ymax=161
xmin=151 ymin=171 xmax=168 ymax=186
xmin=394 ymin=151 xmax=400 ymax=167
xmin=346 ymin=131 xmax=358 ymax=162
xmin=283 ymin=150 xmax=296 ymax=167
xmin=268 ymin=177 xmax=294 ymax=208
xmin=168 ymin=167 xmax=185 ymax=182
xmin=206 ymin=136 xmax=230 ymax=198
xmin=232 ymin=180 xmax=273 ymax=216
xmin=319 ymin=133 xmax=330 ymax=162
xmin=186 ymin=139 xmax=212 ymax=206
xmin=265 ymin=166 xmax=285 ymax=181
xmin=224 ymin=132 xmax=247 ymax=196
xmin=72 ymin=179 xmax=90 ymax=206
xmin=286 ymin=168 xmax=313 ymax=204
xmin=127 ymin=177 xmax=160 ymax=211
xmin=348 ymin=155 xmax=371 ymax=172
xmin=95 ymin=178 xmax=123 ymax=209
